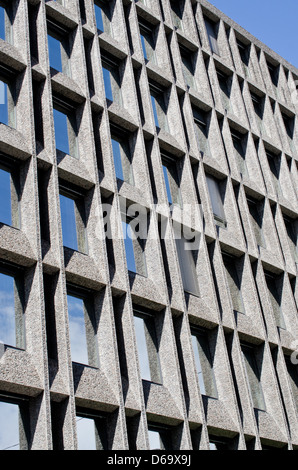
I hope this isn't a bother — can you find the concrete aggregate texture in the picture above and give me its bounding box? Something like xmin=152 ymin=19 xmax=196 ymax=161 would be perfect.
xmin=0 ymin=0 xmax=296 ymax=450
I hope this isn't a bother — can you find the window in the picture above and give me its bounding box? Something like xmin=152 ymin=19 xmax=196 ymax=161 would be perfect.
xmin=241 ymin=343 xmax=266 ymax=410
xmin=222 ymin=252 xmax=245 ymax=315
xmin=180 ymin=45 xmax=196 ymax=90
xmin=76 ymin=408 xmax=108 ymax=450
xmin=53 ymin=97 xmax=79 ymax=158
xmin=193 ymin=107 xmax=210 ymax=156
xmin=250 ymin=91 xmax=264 ymax=132
xmin=139 ymin=19 xmax=157 ymax=64
xmin=247 ymin=197 xmax=266 ymax=248
xmin=264 ymin=271 xmax=286 ymax=330
xmin=66 ymin=285 xmax=99 ymax=367
xmin=206 ymin=175 xmax=226 ymax=228
xmin=133 ymin=308 xmax=162 ymax=383
xmin=149 ymin=82 xmax=169 ymax=132
xmin=121 ymin=210 xmax=147 ymax=276
xmin=267 ymin=61 xmax=279 ymax=88
xmin=282 ymin=113 xmax=294 ymax=139
xmin=0 ymin=72 xmax=16 ymax=128
xmin=266 ymin=150 xmax=282 ymax=198
xmin=94 ymin=0 xmax=112 ymax=35
xmin=209 ymin=435 xmax=233 ymax=450
xmin=216 ymin=69 xmax=231 ymax=112
xmin=237 ymin=39 xmax=250 ymax=77
xmin=190 ymin=327 xmax=217 ymax=398
xmin=0 ymin=157 xmax=20 ymax=228
xmin=284 ymin=355 xmax=298 ymax=409
xmin=47 ymin=21 xmax=71 ymax=76
xmin=230 ymin=128 xmax=248 ymax=178
xmin=161 ymin=152 xmax=182 ymax=207
xmin=281 ymin=112 xmax=296 ymax=153
xmin=59 ymin=182 xmax=87 ymax=253
xmin=204 ymin=18 xmax=219 ymax=55
xmin=101 ymin=53 xmax=122 ymax=105
xmin=0 ymin=394 xmax=30 ymax=450
xmin=148 ymin=424 xmax=171 ymax=450
xmin=110 ymin=124 xmax=134 ymax=184
xmin=170 ymin=0 xmax=183 ymax=30
xmin=0 ymin=2 xmax=13 ymax=43
xmin=283 ymin=215 xmax=298 ymax=263
xmin=174 ymin=224 xmax=200 ymax=296
xmin=0 ymin=263 xmax=25 ymax=350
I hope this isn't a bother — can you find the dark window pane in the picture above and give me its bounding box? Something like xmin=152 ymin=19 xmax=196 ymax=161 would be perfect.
xmin=191 ymin=330 xmax=217 ymax=398
xmin=94 ymin=1 xmax=111 ymax=34
xmin=102 ymin=66 xmax=113 ymax=101
xmin=242 ymin=344 xmax=266 ymax=410
xmin=133 ymin=315 xmax=152 ymax=381
xmin=170 ymin=0 xmax=183 ymax=30
xmin=205 ymin=19 xmax=219 ymax=55
xmin=206 ymin=176 xmax=226 ymax=226
xmin=150 ymin=88 xmax=168 ymax=132
xmin=222 ymin=254 xmax=245 ymax=315
xmin=139 ymin=22 xmax=156 ymax=63
xmin=111 ymin=135 xmax=133 ymax=184
xmin=148 ymin=425 xmax=171 ymax=450
xmin=247 ymin=198 xmax=265 ymax=247
xmin=134 ymin=310 xmax=162 ymax=383
xmin=151 ymin=94 xmax=159 ymax=127
xmin=175 ymin=228 xmax=200 ymax=296
xmin=102 ymin=57 xmax=122 ymax=105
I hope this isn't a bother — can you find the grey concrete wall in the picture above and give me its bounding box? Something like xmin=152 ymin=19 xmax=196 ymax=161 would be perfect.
xmin=0 ymin=0 xmax=296 ymax=450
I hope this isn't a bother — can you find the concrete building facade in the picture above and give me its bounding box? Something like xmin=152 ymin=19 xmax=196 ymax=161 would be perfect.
xmin=0 ymin=0 xmax=297 ymax=450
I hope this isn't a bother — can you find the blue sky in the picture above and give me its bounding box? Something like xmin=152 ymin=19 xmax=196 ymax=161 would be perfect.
xmin=206 ymin=0 xmax=298 ymax=67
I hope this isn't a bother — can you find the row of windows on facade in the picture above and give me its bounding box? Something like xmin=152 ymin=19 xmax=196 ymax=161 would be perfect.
xmin=0 ymin=46 xmax=297 ymax=269
xmin=1 ymin=392 xmax=278 ymax=450
xmin=0 ymin=149 xmax=297 ymax=327
xmin=1 ymin=0 xmax=297 ymax=141
xmin=1 ymin=66 xmax=296 ymax=192
xmin=0 ymin=63 xmax=296 ymax=223
xmin=1 ymin=19 xmax=297 ymax=182
xmin=43 ymin=8 xmax=298 ymax=151
xmin=0 ymin=144 xmax=297 ymax=273
xmin=3 ymin=0 xmax=295 ymax=101
xmin=0 ymin=239 xmax=295 ymax=362
xmin=0 ymin=326 xmax=296 ymax=450
xmin=1 ymin=5 xmax=297 ymax=190
xmin=0 ymin=251 xmax=296 ymax=426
